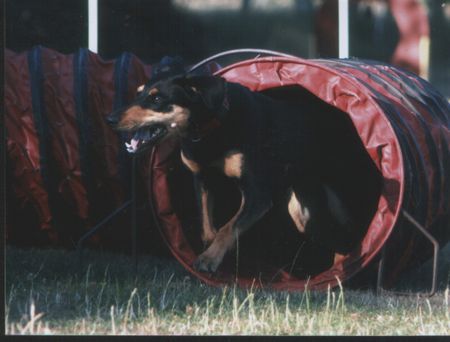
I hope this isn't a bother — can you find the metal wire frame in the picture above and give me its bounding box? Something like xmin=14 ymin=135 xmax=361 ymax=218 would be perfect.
xmin=376 ymin=210 xmax=440 ymax=297
xmin=188 ymin=48 xmax=299 ymax=73
xmin=77 ymin=155 xmax=139 ymax=272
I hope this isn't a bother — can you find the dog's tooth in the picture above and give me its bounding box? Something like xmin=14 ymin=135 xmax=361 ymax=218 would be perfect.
xmin=170 ymin=122 xmax=177 ymax=128
xmin=131 ymin=139 xmax=139 ymax=149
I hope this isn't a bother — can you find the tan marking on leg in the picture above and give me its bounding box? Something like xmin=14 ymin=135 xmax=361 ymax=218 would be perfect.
xmin=334 ymin=253 xmax=345 ymax=264
xmin=223 ymin=151 xmax=244 ymax=178
xmin=213 ymin=194 xmax=245 ymax=248
xmin=288 ymin=189 xmax=310 ymax=233
xmin=198 ymin=224 xmax=234 ymax=269
xmin=195 ymin=193 xmax=245 ymax=272
xmin=200 ymin=188 xmax=216 ymax=245
xmin=181 ymin=151 xmax=201 ymax=174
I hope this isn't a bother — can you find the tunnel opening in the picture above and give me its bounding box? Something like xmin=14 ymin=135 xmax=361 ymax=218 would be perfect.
xmin=162 ymin=83 xmax=383 ymax=284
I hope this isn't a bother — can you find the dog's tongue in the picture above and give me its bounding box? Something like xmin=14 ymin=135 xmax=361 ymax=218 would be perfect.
xmin=124 ymin=129 xmax=154 ymax=153
xmin=124 ymin=126 xmax=166 ymax=153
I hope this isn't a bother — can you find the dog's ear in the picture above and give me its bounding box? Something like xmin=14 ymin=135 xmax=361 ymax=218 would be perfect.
xmin=175 ymin=75 xmax=226 ymax=111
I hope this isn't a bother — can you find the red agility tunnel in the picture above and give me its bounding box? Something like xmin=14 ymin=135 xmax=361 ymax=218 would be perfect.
xmin=149 ymin=54 xmax=449 ymax=291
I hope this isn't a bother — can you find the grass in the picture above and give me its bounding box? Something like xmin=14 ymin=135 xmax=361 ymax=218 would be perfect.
xmin=4 ymin=245 xmax=450 ymax=335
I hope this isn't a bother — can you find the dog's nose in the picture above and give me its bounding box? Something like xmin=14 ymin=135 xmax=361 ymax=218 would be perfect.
xmin=106 ymin=112 xmax=119 ymax=127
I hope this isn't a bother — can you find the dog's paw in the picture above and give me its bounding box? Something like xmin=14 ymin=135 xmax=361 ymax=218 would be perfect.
xmin=201 ymin=231 xmax=216 ymax=248
xmin=193 ymin=253 xmax=221 ymax=273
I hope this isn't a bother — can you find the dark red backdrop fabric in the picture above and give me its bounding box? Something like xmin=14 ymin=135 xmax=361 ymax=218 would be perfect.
xmin=5 ymin=47 xmax=152 ymax=247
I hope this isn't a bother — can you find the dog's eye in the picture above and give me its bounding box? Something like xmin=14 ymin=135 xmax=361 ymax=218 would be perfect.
xmin=146 ymin=95 xmax=162 ymax=104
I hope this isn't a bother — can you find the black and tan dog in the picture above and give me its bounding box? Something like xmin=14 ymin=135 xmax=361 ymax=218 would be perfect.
xmin=108 ymin=75 xmax=363 ymax=273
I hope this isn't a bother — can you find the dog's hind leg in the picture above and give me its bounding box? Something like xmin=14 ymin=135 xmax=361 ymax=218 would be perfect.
xmin=292 ymin=178 xmax=358 ymax=254
xmin=323 ymin=184 xmax=353 ymax=228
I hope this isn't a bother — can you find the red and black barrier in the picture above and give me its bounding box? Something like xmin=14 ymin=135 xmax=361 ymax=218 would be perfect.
xmin=5 ymin=47 xmax=152 ymax=249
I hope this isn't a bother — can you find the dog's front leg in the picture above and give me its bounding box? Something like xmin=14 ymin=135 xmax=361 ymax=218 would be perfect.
xmin=193 ymin=178 xmax=273 ymax=273
xmin=193 ymin=175 xmax=217 ymax=246
xmin=181 ymin=150 xmax=217 ymax=246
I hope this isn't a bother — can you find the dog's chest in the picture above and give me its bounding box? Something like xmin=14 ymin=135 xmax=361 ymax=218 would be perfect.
xmin=181 ymin=149 xmax=244 ymax=179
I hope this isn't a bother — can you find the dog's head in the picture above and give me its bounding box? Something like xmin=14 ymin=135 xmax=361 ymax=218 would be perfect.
xmin=107 ymin=75 xmax=227 ymax=153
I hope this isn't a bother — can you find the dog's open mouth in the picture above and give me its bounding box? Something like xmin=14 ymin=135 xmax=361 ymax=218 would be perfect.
xmin=125 ymin=124 xmax=167 ymax=153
